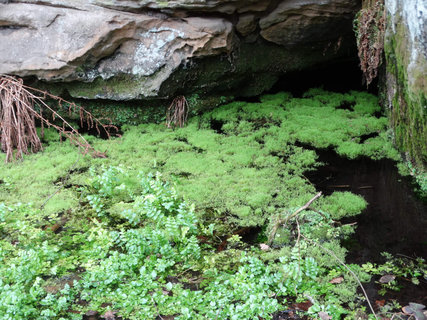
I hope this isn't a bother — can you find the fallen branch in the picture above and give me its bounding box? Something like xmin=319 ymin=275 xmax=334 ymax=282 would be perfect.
xmin=150 ymin=296 xmax=164 ymax=320
xmin=268 ymin=192 xmax=322 ymax=246
xmin=295 ymin=218 xmax=302 ymax=297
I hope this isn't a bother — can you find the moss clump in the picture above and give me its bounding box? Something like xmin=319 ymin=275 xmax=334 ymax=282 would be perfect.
xmin=0 ymin=131 xmax=86 ymax=214
xmin=318 ymin=192 xmax=367 ymax=220
xmin=205 ymin=88 xmax=398 ymax=160
xmin=1 ymin=89 xmax=398 ymax=234
xmin=1 ymin=88 xmax=403 ymax=319
xmin=73 ymin=100 xmax=165 ymax=126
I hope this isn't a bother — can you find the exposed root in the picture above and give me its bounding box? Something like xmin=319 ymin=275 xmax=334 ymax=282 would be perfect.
xmin=354 ymin=0 xmax=385 ymax=87
xmin=0 ymin=75 xmax=118 ymax=162
xmin=166 ymin=95 xmax=189 ymax=129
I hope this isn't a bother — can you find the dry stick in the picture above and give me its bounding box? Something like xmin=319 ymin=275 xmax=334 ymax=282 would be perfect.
xmin=24 ymin=83 xmax=116 ymax=138
xmin=214 ymin=306 xmax=224 ymax=320
xmin=295 ymin=218 xmax=302 ymax=297
xmin=1 ymin=76 xmax=114 ymax=209
xmin=390 ymin=313 xmax=408 ymax=320
xmin=267 ymin=192 xmax=322 ymax=246
xmin=22 ymin=91 xmax=92 ymax=150
xmin=395 ymin=253 xmax=417 ymax=261
xmin=0 ymin=79 xmax=42 ymax=161
xmin=300 ymin=234 xmax=379 ymax=320
xmin=150 ymin=296 xmax=164 ymax=320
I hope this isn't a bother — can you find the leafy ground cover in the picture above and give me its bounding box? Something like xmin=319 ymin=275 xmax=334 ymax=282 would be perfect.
xmin=0 ymin=89 xmax=424 ymax=320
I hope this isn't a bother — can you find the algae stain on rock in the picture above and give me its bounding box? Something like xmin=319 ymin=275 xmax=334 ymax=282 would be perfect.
xmin=384 ymin=0 xmax=427 ymax=170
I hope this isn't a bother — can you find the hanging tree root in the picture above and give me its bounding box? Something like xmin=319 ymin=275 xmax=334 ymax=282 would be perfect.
xmin=0 ymin=76 xmax=41 ymax=161
xmin=166 ymin=95 xmax=189 ymax=129
xmin=0 ymin=75 xmax=118 ymax=162
xmin=354 ymin=0 xmax=385 ymax=87
xmin=267 ymin=192 xmax=322 ymax=246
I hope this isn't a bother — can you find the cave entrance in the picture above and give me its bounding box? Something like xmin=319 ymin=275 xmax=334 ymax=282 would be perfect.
xmin=268 ymin=59 xmax=378 ymax=97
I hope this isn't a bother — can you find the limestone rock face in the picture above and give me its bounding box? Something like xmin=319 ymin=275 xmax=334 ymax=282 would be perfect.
xmin=384 ymin=0 xmax=427 ymax=167
xmin=0 ymin=3 xmax=139 ymax=81
xmin=259 ymin=0 xmax=359 ymax=45
xmin=90 ymin=0 xmax=271 ymax=14
xmin=236 ymin=14 xmax=257 ymax=36
xmin=0 ymin=0 xmax=360 ymax=100
xmin=0 ymin=2 xmax=232 ymax=99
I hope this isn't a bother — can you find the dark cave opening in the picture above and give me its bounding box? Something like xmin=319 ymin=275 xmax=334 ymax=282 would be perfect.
xmin=268 ymin=59 xmax=378 ymax=97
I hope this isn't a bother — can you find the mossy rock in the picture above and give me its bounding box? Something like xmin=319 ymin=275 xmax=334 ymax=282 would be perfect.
xmin=384 ymin=10 xmax=427 ymax=170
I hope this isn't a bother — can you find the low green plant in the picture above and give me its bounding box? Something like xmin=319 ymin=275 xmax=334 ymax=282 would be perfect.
xmin=0 ymin=165 xmax=375 ymax=320
xmin=362 ymin=253 xmax=427 ymax=295
xmin=398 ymin=161 xmax=427 ymax=199
xmin=0 ymin=203 xmax=78 ymax=319
xmin=0 ymin=88 xmax=409 ymax=319
xmin=0 ymin=169 xmax=203 ymax=319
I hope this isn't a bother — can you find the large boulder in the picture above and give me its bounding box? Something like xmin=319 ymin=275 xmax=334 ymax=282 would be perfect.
xmin=0 ymin=0 xmax=361 ymax=100
xmin=384 ymin=0 xmax=427 ymax=168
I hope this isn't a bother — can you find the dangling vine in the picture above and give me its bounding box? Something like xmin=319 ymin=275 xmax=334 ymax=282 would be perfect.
xmin=354 ymin=0 xmax=385 ymax=87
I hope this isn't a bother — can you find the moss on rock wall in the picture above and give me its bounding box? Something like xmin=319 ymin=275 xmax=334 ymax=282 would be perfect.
xmin=384 ymin=1 xmax=427 ymax=170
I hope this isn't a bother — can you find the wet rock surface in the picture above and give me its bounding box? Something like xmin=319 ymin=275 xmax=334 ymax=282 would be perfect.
xmin=384 ymin=0 xmax=427 ymax=169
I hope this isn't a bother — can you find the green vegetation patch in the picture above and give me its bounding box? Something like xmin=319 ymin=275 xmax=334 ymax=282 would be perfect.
xmin=0 ymin=168 xmax=372 ymax=320
xmin=1 ymin=88 xmax=399 ymax=230
xmin=0 ymin=88 xmax=408 ymax=319
xmin=3 ymin=89 xmax=395 ymax=227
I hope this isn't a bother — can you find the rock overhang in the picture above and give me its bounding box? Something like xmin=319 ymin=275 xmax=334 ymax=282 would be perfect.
xmin=0 ymin=0 xmax=361 ymax=100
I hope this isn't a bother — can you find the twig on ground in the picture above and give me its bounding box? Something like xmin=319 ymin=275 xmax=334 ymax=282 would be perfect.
xmin=150 ymin=297 xmax=164 ymax=320
xmin=295 ymin=217 xmax=301 ymax=297
xmin=268 ymin=192 xmax=322 ymax=245
xmin=214 ymin=306 xmax=224 ymax=320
